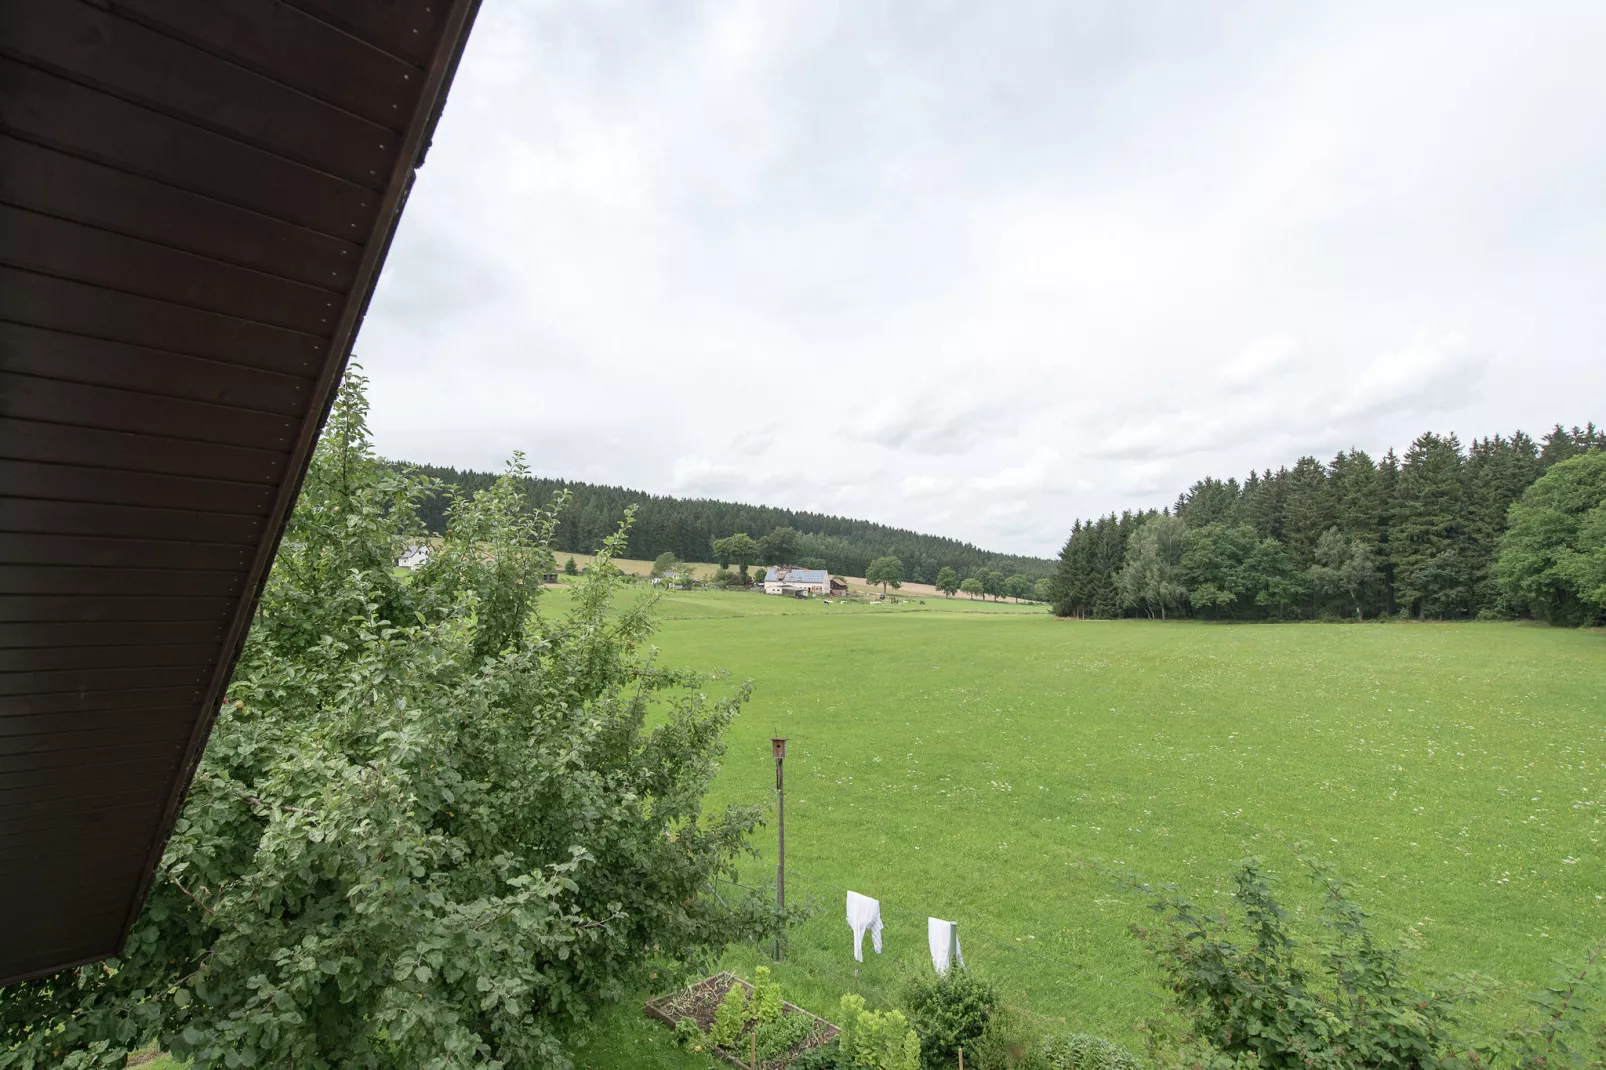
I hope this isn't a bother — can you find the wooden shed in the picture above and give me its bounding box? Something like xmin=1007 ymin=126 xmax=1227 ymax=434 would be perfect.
xmin=0 ymin=0 xmax=482 ymax=984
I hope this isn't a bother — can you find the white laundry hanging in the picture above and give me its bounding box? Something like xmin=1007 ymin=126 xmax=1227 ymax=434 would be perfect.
xmin=846 ymin=891 xmax=884 ymax=962
xmin=928 ymin=917 xmax=964 ymax=975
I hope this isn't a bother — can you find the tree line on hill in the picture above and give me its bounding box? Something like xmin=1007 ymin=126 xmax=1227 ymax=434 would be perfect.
xmin=641 ymin=537 xmax=1050 ymax=605
xmin=401 ymin=463 xmax=1054 ymax=584
xmin=1049 ymin=423 xmax=1606 ymax=624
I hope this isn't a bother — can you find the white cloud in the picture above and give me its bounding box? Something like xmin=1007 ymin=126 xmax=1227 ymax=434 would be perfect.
xmin=1221 ymin=337 xmax=1300 ymax=389
xmin=968 ymin=449 xmax=1062 ymax=494
xmin=1337 ymin=332 xmax=1488 ymax=421
xmin=901 ymin=474 xmax=955 ymax=497
xmin=357 ymin=0 xmax=1606 ymax=556
xmin=670 ymin=455 xmax=762 ymax=496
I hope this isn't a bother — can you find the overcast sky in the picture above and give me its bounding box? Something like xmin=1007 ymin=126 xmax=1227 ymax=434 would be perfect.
xmin=356 ymin=0 xmax=1606 ymax=558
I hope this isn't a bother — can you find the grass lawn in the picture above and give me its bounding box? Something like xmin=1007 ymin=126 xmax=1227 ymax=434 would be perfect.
xmin=26 ymin=595 xmax=1601 ymax=1067
xmin=619 ymin=606 xmax=1605 ymax=1049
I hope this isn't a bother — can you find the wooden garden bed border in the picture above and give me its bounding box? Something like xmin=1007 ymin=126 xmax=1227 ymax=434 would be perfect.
xmin=644 ymin=970 xmax=841 ymax=1068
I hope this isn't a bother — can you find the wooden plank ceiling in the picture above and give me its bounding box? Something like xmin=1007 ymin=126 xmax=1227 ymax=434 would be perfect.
xmin=0 ymin=0 xmax=481 ymax=984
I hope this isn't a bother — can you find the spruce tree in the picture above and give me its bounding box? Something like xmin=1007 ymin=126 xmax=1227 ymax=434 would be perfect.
xmin=1376 ymin=449 xmax=1401 ymax=611
xmin=1329 ymin=450 xmax=1386 ymax=544
xmin=1177 ymin=477 xmax=1242 ymax=527
xmin=1243 ymin=467 xmax=1289 ymax=541
xmin=1390 ymin=433 xmax=1471 ymax=618
xmin=1091 ymin=515 xmax=1137 ymax=617
xmin=1463 ymin=432 xmax=1541 ymax=613
xmin=1280 ymin=456 xmax=1338 ymax=568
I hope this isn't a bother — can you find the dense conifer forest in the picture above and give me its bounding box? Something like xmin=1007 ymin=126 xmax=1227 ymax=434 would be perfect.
xmin=1049 ymin=423 xmax=1606 ymax=623
xmin=398 ymin=462 xmax=1055 ymax=583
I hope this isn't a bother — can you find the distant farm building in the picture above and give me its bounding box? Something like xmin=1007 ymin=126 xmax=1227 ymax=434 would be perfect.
xmin=763 ymin=567 xmax=830 ymax=596
xmin=830 ymin=576 xmax=849 ymax=595
xmin=398 ymin=544 xmax=432 ymax=570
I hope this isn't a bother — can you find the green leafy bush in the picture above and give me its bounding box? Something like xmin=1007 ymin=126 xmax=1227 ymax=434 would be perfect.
xmin=1042 ymin=1033 xmax=1145 ymax=1070
xmin=902 ymin=968 xmax=999 ymax=1069
xmin=1500 ymin=941 xmax=1606 ymax=1070
xmin=711 ymin=981 xmax=752 ymax=1049
xmin=1129 ymin=855 xmax=1474 ymax=1070
xmin=965 ymin=1006 xmax=1050 ymax=1070
xmin=753 ymin=965 xmax=786 ymax=1025
xmin=0 ymin=371 xmax=774 ymax=1070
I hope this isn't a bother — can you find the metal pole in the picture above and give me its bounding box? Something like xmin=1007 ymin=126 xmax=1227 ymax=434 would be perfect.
xmin=771 ymin=737 xmax=787 ymax=960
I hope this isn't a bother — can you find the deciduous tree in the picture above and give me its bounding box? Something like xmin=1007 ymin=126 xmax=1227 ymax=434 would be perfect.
xmin=756 ymin=526 xmax=800 ymax=566
xmin=1247 ymin=536 xmax=1305 ymax=618
xmin=976 ymin=568 xmax=1003 ymax=601
xmin=1180 ymin=523 xmax=1258 ymax=618
xmin=935 ymin=566 xmax=960 ymax=597
xmin=1116 ymin=516 xmax=1189 ymax=619
xmin=712 ymin=532 xmax=760 ymax=583
xmin=1497 ymin=450 xmax=1606 ymax=626
xmin=1307 ymin=527 xmax=1380 ymax=620
xmin=866 ymin=555 xmax=904 ymax=594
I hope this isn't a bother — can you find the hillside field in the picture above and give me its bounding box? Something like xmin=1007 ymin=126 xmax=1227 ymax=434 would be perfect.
xmin=565 ymin=591 xmax=1604 ymax=1065
xmin=545 ymin=554 xmax=1037 ymax=601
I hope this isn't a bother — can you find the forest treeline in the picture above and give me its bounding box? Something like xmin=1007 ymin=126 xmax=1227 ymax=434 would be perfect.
xmin=1049 ymin=423 xmax=1605 ymax=624
xmin=399 ymin=462 xmax=1054 ymax=583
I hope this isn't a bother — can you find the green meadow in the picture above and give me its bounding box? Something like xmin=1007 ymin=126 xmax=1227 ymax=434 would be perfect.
xmin=568 ymin=589 xmax=1605 ymax=1062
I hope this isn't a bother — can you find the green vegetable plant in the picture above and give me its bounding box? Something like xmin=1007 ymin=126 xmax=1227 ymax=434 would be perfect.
xmin=790 ymin=1036 xmax=841 ymax=1070
xmin=711 ymin=981 xmax=752 ymax=1049
xmin=674 ymin=1015 xmax=708 ymax=1052
xmin=752 ymin=965 xmax=785 ymax=1025
xmin=838 ymin=994 xmax=921 ymax=1070
xmin=755 ymin=1012 xmax=818 ymax=1063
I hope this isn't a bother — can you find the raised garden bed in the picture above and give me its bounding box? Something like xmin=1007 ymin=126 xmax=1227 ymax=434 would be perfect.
xmin=645 ymin=971 xmax=839 ymax=1069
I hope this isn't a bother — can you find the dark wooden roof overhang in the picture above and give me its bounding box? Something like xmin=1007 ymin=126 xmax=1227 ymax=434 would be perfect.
xmin=0 ymin=0 xmax=482 ymax=984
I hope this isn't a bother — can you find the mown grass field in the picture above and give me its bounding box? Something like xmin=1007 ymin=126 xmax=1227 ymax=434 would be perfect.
xmin=546 ymin=551 xmax=724 ymax=581
xmin=77 ymin=592 xmax=1606 ymax=1068
xmin=573 ymin=591 xmax=1604 ymax=1064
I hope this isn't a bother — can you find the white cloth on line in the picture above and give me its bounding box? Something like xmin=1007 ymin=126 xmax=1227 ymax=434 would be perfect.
xmin=928 ymin=917 xmax=964 ymax=975
xmin=846 ymin=891 xmax=884 ymax=962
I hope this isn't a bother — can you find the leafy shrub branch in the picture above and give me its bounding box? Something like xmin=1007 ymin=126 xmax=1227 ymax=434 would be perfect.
xmin=0 ymin=370 xmax=773 ymax=1070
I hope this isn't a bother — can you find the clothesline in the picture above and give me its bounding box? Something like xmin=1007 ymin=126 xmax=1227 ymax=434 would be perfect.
xmin=711 ymin=870 xmax=1160 ymax=1003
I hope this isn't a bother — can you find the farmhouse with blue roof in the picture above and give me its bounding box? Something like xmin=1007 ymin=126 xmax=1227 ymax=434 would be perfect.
xmin=763 ymin=566 xmax=831 ymax=596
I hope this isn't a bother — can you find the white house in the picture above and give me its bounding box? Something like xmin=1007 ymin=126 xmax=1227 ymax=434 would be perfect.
xmin=397 ymin=543 xmax=432 ymax=570
xmin=762 ymin=566 xmax=829 ymax=596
